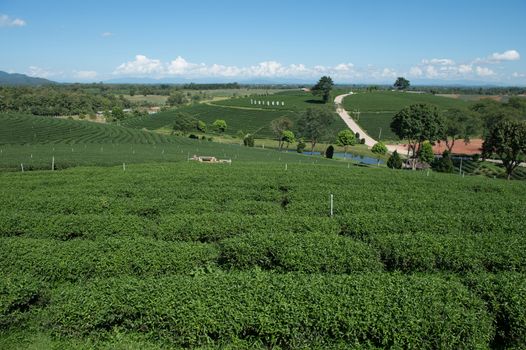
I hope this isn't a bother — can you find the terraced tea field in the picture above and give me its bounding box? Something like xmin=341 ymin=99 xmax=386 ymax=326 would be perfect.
xmin=342 ymin=91 xmax=474 ymax=140
xmin=123 ymin=91 xmax=347 ymax=139
xmin=1 ymin=161 xmax=525 ymax=349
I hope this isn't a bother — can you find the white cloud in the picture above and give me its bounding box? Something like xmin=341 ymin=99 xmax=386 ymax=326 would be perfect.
xmin=512 ymin=72 xmax=526 ymax=78
xmin=425 ymin=65 xmax=439 ymax=78
xmin=26 ymin=66 xmax=54 ymax=78
xmin=422 ymin=58 xmax=455 ymax=66
xmin=476 ymin=66 xmax=495 ymax=76
xmin=114 ymin=55 xmax=163 ymax=75
xmin=334 ymin=63 xmax=354 ymax=71
xmin=73 ymin=70 xmax=98 ymax=79
xmin=458 ymin=64 xmax=472 ymax=74
xmin=488 ymin=49 xmax=520 ymax=62
xmin=0 ymin=14 xmax=26 ymax=27
xmin=408 ymin=66 xmax=423 ymax=77
xmin=101 ymin=32 xmax=113 ymax=37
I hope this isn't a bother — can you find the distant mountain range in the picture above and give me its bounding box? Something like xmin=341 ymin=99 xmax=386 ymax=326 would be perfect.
xmin=0 ymin=71 xmax=56 ymax=86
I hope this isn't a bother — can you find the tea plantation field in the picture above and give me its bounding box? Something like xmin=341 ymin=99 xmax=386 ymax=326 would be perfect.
xmin=1 ymin=160 xmax=525 ymax=349
xmin=0 ymin=113 xmax=324 ymax=170
xmin=342 ymin=91 xmax=474 ymax=140
xmin=123 ymin=91 xmax=347 ymax=139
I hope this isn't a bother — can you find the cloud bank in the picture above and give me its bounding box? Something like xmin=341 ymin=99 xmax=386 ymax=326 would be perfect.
xmin=0 ymin=14 xmax=26 ymax=27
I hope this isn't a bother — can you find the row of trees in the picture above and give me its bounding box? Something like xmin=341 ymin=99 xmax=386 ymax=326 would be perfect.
xmin=390 ymin=100 xmax=526 ymax=178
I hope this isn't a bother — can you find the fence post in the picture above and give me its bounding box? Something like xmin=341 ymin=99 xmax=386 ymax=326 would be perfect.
xmin=330 ymin=194 xmax=334 ymax=217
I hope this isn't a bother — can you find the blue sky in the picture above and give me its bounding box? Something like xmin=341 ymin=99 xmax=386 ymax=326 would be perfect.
xmin=1 ymin=0 xmax=525 ymax=84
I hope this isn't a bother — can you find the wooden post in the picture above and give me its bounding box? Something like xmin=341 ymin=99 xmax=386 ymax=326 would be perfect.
xmin=21 ymin=163 xmax=24 ymax=172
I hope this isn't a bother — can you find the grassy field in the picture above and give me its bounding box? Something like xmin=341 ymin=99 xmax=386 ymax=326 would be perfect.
xmin=343 ymin=91 xmax=474 ymax=141
xmin=209 ymin=90 xmax=326 ymax=111
xmin=1 ymin=161 xmax=525 ymax=349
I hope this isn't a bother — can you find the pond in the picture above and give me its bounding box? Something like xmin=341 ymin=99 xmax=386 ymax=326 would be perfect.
xmin=292 ymin=151 xmax=384 ymax=165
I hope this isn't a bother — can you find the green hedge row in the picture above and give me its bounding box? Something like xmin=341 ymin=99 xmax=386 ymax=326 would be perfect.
xmin=0 ymin=274 xmax=46 ymax=330
xmin=0 ymin=237 xmax=218 ymax=282
xmin=47 ymin=273 xmax=492 ymax=349
xmin=369 ymin=233 xmax=526 ymax=273
xmin=337 ymin=212 xmax=525 ymax=238
xmin=219 ymin=232 xmax=383 ymax=273
xmin=0 ymin=212 xmax=340 ymax=242
xmin=464 ymin=272 xmax=526 ymax=349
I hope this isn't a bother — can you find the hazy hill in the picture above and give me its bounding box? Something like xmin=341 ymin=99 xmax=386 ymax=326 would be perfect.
xmin=0 ymin=71 xmax=56 ymax=86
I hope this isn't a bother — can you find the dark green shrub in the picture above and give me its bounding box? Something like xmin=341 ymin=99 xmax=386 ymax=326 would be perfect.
xmin=325 ymin=145 xmax=334 ymax=159
xmin=432 ymin=150 xmax=454 ymax=173
xmin=219 ymin=232 xmax=383 ymax=273
xmin=387 ymin=150 xmax=403 ymax=169
xmin=464 ymin=272 xmax=526 ymax=348
xmin=48 ymin=273 xmax=493 ymax=349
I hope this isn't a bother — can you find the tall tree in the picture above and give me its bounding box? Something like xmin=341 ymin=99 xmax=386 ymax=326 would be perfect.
xmin=212 ymin=119 xmax=227 ymax=133
xmin=311 ymin=76 xmax=334 ymax=103
xmin=172 ymin=113 xmax=195 ymax=134
xmin=482 ymin=120 xmax=526 ymax=180
xmin=390 ymin=103 xmax=444 ymax=169
xmin=336 ymin=129 xmax=356 ymax=158
xmin=371 ymin=142 xmax=388 ymax=166
xmin=442 ymin=108 xmax=480 ymax=152
xmin=270 ymin=117 xmax=293 ymax=150
xmin=393 ymin=77 xmax=410 ymax=90
xmin=281 ymin=130 xmax=296 ymax=150
xmin=297 ymin=107 xmax=335 ymax=152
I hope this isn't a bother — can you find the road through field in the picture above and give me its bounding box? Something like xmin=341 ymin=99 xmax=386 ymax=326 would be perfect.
xmin=334 ymin=93 xmax=377 ymax=148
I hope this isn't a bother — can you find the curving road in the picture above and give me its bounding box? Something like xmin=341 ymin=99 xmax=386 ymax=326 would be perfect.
xmin=334 ymin=93 xmax=377 ymax=147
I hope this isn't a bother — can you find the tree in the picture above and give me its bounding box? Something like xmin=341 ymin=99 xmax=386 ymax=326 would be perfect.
xmin=371 ymin=142 xmax=388 ymax=166
xmin=311 ymin=76 xmax=334 ymax=103
xmin=270 ymin=117 xmax=293 ymax=150
xmin=111 ymin=107 xmax=125 ymax=121
xmin=166 ymin=92 xmax=188 ymax=106
xmin=281 ymin=130 xmax=295 ymax=150
xmin=432 ymin=150 xmax=454 ymax=173
xmin=387 ymin=150 xmax=403 ymax=169
xmin=172 ymin=113 xmax=195 ymax=134
xmin=297 ymin=107 xmax=335 ymax=152
xmin=393 ymin=77 xmax=410 ymax=90
xmin=243 ymin=134 xmax=255 ymax=147
xmin=325 ymin=145 xmax=335 ymax=159
xmin=418 ymin=141 xmax=435 ymax=164
xmin=442 ymin=108 xmax=480 ymax=152
xmin=336 ymin=129 xmax=356 ymax=158
xmin=196 ymin=120 xmax=206 ymax=133
xmin=296 ymin=138 xmax=306 ymax=153
xmin=390 ymin=103 xmax=444 ymax=169
xmin=213 ymin=119 xmax=227 ymax=133
xmin=482 ymin=120 xmax=526 ymax=180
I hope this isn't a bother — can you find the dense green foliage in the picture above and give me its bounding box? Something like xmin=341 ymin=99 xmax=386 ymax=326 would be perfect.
xmin=387 ymin=150 xmax=403 ymax=169
xmin=0 ymin=161 xmax=525 ymax=347
xmin=311 ymin=76 xmax=334 ymax=103
xmin=393 ymin=77 xmax=410 ymax=90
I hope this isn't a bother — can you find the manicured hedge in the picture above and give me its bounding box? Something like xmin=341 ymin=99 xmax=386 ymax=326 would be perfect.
xmin=219 ymin=232 xmax=383 ymax=273
xmin=0 ymin=237 xmax=218 ymax=282
xmin=0 ymin=274 xmax=46 ymax=330
xmin=369 ymin=233 xmax=526 ymax=273
xmin=47 ymin=273 xmax=493 ymax=349
xmin=464 ymin=272 xmax=526 ymax=349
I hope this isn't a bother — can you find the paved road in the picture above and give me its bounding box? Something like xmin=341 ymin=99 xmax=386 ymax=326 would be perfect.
xmin=334 ymin=93 xmax=377 ymax=148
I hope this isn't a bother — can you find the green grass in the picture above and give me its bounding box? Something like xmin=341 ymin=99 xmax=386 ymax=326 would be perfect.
xmin=209 ymin=90 xmax=326 ymax=111
xmin=342 ymin=91 xmax=474 ymax=141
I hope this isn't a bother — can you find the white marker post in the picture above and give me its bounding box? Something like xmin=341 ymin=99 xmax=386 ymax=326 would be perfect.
xmin=459 ymin=157 xmax=463 ymax=175
xmin=123 ymin=163 xmax=126 ymax=171
xmin=285 ymin=163 xmax=287 ymax=171
xmin=51 ymin=156 xmax=55 ymax=171
xmin=330 ymin=194 xmax=334 ymax=217
xmin=21 ymin=163 xmax=24 ymax=173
